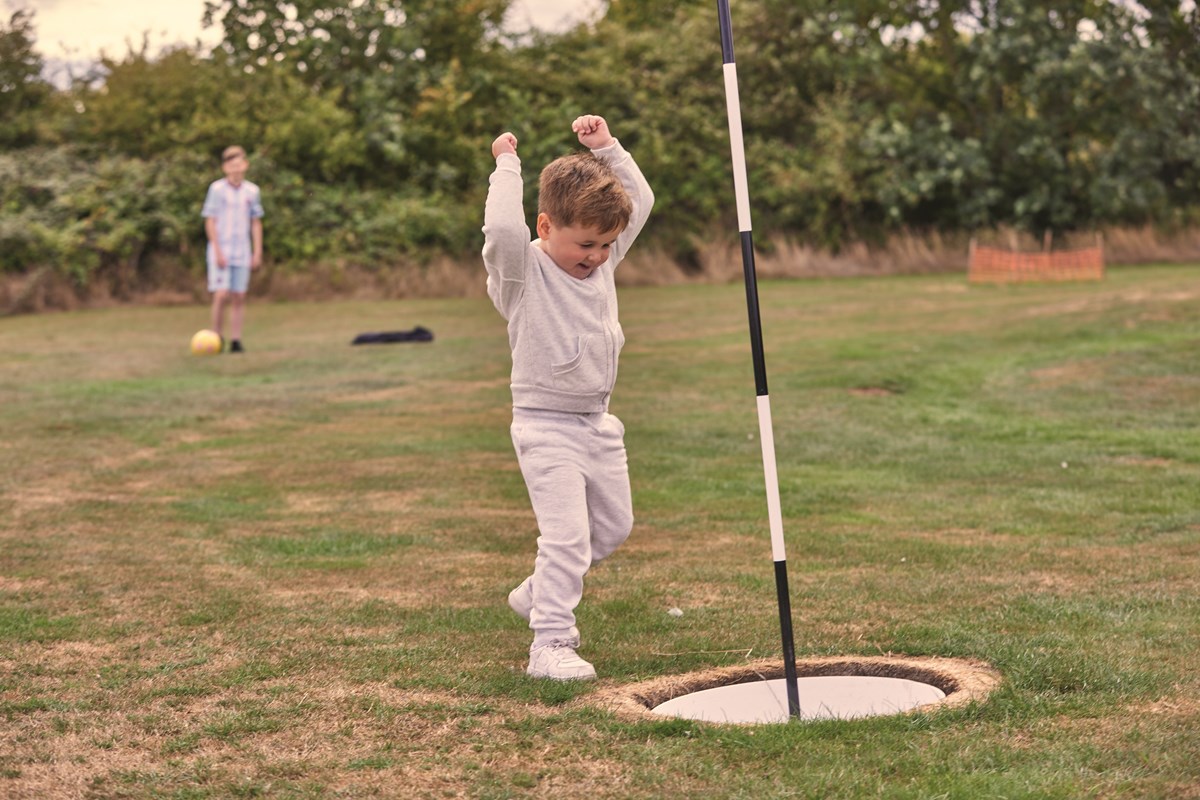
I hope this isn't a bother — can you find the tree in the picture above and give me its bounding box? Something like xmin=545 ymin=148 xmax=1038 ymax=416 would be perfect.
xmin=69 ymin=43 xmax=365 ymax=181
xmin=6 ymin=0 xmax=1200 ymax=285
xmin=0 ymin=10 xmax=50 ymax=148
xmin=203 ymin=0 xmax=512 ymax=187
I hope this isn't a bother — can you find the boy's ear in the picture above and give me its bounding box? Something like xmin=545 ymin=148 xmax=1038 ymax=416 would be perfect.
xmin=536 ymin=213 xmax=553 ymax=240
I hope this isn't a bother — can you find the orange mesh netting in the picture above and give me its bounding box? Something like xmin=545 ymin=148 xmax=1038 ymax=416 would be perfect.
xmin=968 ymin=243 xmax=1104 ymax=283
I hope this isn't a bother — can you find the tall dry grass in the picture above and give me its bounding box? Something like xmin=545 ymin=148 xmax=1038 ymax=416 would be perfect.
xmin=4 ymin=226 xmax=1200 ymax=315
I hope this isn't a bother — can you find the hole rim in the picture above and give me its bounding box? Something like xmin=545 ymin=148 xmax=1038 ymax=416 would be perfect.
xmin=591 ymin=654 xmax=1002 ymax=725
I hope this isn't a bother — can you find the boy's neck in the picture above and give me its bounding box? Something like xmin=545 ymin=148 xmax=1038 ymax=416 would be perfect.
xmin=226 ymin=175 xmax=245 ymax=187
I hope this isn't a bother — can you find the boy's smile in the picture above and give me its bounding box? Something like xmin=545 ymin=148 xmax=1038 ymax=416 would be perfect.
xmin=536 ymin=214 xmax=621 ymax=280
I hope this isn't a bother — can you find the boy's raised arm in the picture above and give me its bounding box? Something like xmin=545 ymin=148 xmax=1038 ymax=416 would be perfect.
xmin=482 ymin=132 xmax=529 ymax=316
xmin=577 ymin=116 xmax=655 ymax=266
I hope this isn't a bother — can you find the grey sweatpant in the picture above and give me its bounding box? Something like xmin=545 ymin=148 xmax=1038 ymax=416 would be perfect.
xmin=510 ymin=407 xmax=633 ymax=649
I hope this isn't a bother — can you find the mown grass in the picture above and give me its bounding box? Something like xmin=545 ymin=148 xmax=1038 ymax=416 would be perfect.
xmin=1 ymin=265 xmax=1199 ymax=798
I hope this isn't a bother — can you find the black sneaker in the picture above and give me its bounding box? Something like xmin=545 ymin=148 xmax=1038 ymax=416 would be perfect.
xmin=230 ymin=340 xmax=244 ymax=353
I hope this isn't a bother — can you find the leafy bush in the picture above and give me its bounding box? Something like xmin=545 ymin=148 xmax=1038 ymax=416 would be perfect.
xmin=3 ymin=0 xmax=1200 ymax=288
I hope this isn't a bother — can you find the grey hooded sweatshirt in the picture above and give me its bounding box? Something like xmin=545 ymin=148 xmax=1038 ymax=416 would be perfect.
xmin=482 ymin=140 xmax=654 ymax=413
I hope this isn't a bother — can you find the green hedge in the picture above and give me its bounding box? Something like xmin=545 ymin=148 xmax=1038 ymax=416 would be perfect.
xmin=3 ymin=0 xmax=1200 ymax=288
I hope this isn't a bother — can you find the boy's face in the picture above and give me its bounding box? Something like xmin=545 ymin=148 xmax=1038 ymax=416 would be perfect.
xmin=222 ymin=155 xmax=249 ymax=183
xmin=536 ymin=213 xmax=622 ymax=280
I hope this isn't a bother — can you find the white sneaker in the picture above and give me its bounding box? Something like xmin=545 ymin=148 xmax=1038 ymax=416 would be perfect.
xmin=507 ymin=576 xmax=535 ymax=619
xmin=508 ymin=577 xmax=580 ymax=642
xmin=527 ymin=642 xmax=597 ymax=681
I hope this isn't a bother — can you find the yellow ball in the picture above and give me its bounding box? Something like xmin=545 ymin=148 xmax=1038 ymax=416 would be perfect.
xmin=190 ymin=329 xmax=222 ymax=356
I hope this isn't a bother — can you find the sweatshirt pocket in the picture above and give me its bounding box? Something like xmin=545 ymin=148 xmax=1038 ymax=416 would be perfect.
xmin=550 ymin=335 xmax=608 ymax=394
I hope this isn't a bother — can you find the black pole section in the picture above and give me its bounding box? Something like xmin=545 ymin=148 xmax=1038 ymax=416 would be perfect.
xmin=774 ymin=560 xmax=799 ymax=700
xmin=718 ymin=0 xmax=735 ymax=63
xmin=716 ymin=0 xmax=800 ymax=719
xmin=740 ymin=232 xmax=768 ymax=396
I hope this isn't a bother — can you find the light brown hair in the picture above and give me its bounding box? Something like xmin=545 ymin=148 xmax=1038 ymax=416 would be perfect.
xmin=538 ymin=153 xmax=632 ymax=233
xmin=222 ymin=145 xmax=247 ymax=163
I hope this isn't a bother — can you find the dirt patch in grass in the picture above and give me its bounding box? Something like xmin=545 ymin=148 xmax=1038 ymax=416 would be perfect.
xmin=1109 ymin=455 xmax=1177 ymax=468
xmin=1139 ymin=694 xmax=1200 ymax=719
xmin=0 ymin=680 xmax=539 ymax=798
xmin=0 ymin=577 xmax=50 ymax=593
xmin=4 ymin=660 xmax=684 ymax=798
xmin=283 ymin=489 xmax=426 ymax=515
xmin=1029 ymin=360 xmax=1107 ymax=387
xmin=7 ymin=479 xmax=186 ymax=520
xmin=3 ymin=641 xmax=123 ymax=677
xmin=7 ymin=486 xmax=129 ymax=516
xmin=894 ymin=528 xmax=1027 ymax=546
xmin=268 ymin=584 xmax=432 ymax=609
xmin=1047 ymin=689 xmax=1200 ymax=788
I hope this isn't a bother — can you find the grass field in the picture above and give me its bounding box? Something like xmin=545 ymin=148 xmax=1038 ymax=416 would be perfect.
xmin=2 ymin=265 xmax=1199 ymax=799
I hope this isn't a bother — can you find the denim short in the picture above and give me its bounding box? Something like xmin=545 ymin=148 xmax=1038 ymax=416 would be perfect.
xmin=207 ymin=263 xmax=250 ymax=294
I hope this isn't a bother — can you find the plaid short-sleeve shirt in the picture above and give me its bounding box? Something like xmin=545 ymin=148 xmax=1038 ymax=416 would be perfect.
xmin=202 ymin=178 xmax=264 ymax=269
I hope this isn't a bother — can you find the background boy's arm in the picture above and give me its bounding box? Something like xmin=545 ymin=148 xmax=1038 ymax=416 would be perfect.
xmin=574 ymin=115 xmax=655 ymax=267
xmin=251 ymin=218 xmax=263 ymax=269
xmin=251 ymin=186 xmax=264 ymax=269
xmin=204 ymin=217 xmax=227 ymax=269
xmin=201 ymin=183 xmax=227 ymax=268
xmin=482 ymin=132 xmax=529 ymax=316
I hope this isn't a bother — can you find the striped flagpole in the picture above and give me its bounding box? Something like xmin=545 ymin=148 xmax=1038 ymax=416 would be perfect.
xmin=716 ymin=0 xmax=801 ymax=719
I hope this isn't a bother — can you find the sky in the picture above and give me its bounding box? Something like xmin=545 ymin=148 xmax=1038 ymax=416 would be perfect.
xmin=5 ymin=0 xmax=604 ymax=65
xmin=11 ymin=0 xmax=1198 ymax=64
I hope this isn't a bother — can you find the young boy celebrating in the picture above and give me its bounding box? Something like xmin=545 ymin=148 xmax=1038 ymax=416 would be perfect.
xmin=483 ymin=115 xmax=654 ymax=680
xmin=202 ymin=145 xmax=264 ymax=353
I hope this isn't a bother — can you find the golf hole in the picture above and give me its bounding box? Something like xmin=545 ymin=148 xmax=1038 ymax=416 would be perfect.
xmin=595 ymin=655 xmax=1001 ymax=725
